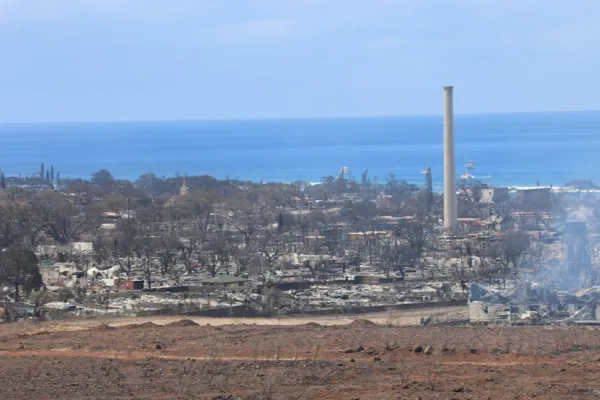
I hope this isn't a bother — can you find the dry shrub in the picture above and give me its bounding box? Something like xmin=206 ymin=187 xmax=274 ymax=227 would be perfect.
xmin=256 ymin=369 xmax=283 ymax=400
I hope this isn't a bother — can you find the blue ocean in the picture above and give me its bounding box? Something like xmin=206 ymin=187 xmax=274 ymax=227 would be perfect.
xmin=1 ymin=111 xmax=599 ymax=190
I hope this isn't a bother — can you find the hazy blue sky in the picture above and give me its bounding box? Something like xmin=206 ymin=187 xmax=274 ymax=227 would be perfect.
xmin=1 ymin=0 xmax=599 ymax=122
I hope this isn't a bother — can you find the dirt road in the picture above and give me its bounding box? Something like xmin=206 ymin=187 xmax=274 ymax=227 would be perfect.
xmin=34 ymin=305 xmax=466 ymax=332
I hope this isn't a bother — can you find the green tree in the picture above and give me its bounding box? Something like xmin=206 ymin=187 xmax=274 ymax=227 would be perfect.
xmin=135 ymin=173 xmax=172 ymax=196
xmin=91 ymin=169 xmax=115 ymax=189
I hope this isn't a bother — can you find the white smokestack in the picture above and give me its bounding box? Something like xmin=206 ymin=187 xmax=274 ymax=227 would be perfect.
xmin=443 ymin=86 xmax=457 ymax=231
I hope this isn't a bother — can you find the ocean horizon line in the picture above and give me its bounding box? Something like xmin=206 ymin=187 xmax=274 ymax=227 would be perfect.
xmin=1 ymin=109 xmax=600 ymax=126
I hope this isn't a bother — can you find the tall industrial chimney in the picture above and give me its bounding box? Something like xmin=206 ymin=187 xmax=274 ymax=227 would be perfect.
xmin=443 ymin=86 xmax=457 ymax=231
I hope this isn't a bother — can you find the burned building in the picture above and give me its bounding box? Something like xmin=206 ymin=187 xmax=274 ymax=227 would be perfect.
xmin=468 ymin=281 xmax=600 ymax=325
xmin=468 ymin=283 xmax=511 ymax=324
xmin=516 ymin=188 xmax=553 ymax=211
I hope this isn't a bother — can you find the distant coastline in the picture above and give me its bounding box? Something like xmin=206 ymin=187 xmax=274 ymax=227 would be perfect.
xmin=1 ymin=109 xmax=599 ymax=126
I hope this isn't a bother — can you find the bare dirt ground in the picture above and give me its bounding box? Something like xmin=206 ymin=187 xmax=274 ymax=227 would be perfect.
xmin=2 ymin=313 xmax=600 ymax=399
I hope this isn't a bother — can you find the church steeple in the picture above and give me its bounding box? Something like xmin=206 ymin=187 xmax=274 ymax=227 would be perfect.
xmin=180 ymin=175 xmax=189 ymax=196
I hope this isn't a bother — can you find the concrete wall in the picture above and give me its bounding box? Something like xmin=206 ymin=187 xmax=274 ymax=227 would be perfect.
xmin=286 ymin=299 xmax=467 ymax=317
xmin=143 ymin=286 xmax=189 ymax=293
xmin=468 ymin=301 xmax=509 ymax=324
xmin=184 ymin=305 xmax=252 ymax=318
xmin=178 ymin=300 xmax=467 ymax=319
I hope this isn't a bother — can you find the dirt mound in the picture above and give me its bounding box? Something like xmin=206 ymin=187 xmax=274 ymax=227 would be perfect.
xmin=305 ymin=322 xmax=321 ymax=327
xmin=120 ymin=321 xmax=160 ymax=329
xmin=92 ymin=323 xmax=114 ymax=331
xmin=29 ymin=330 xmax=50 ymax=336
xmin=166 ymin=319 xmax=199 ymax=327
xmin=136 ymin=321 xmax=160 ymax=328
xmin=349 ymin=319 xmax=376 ymax=327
